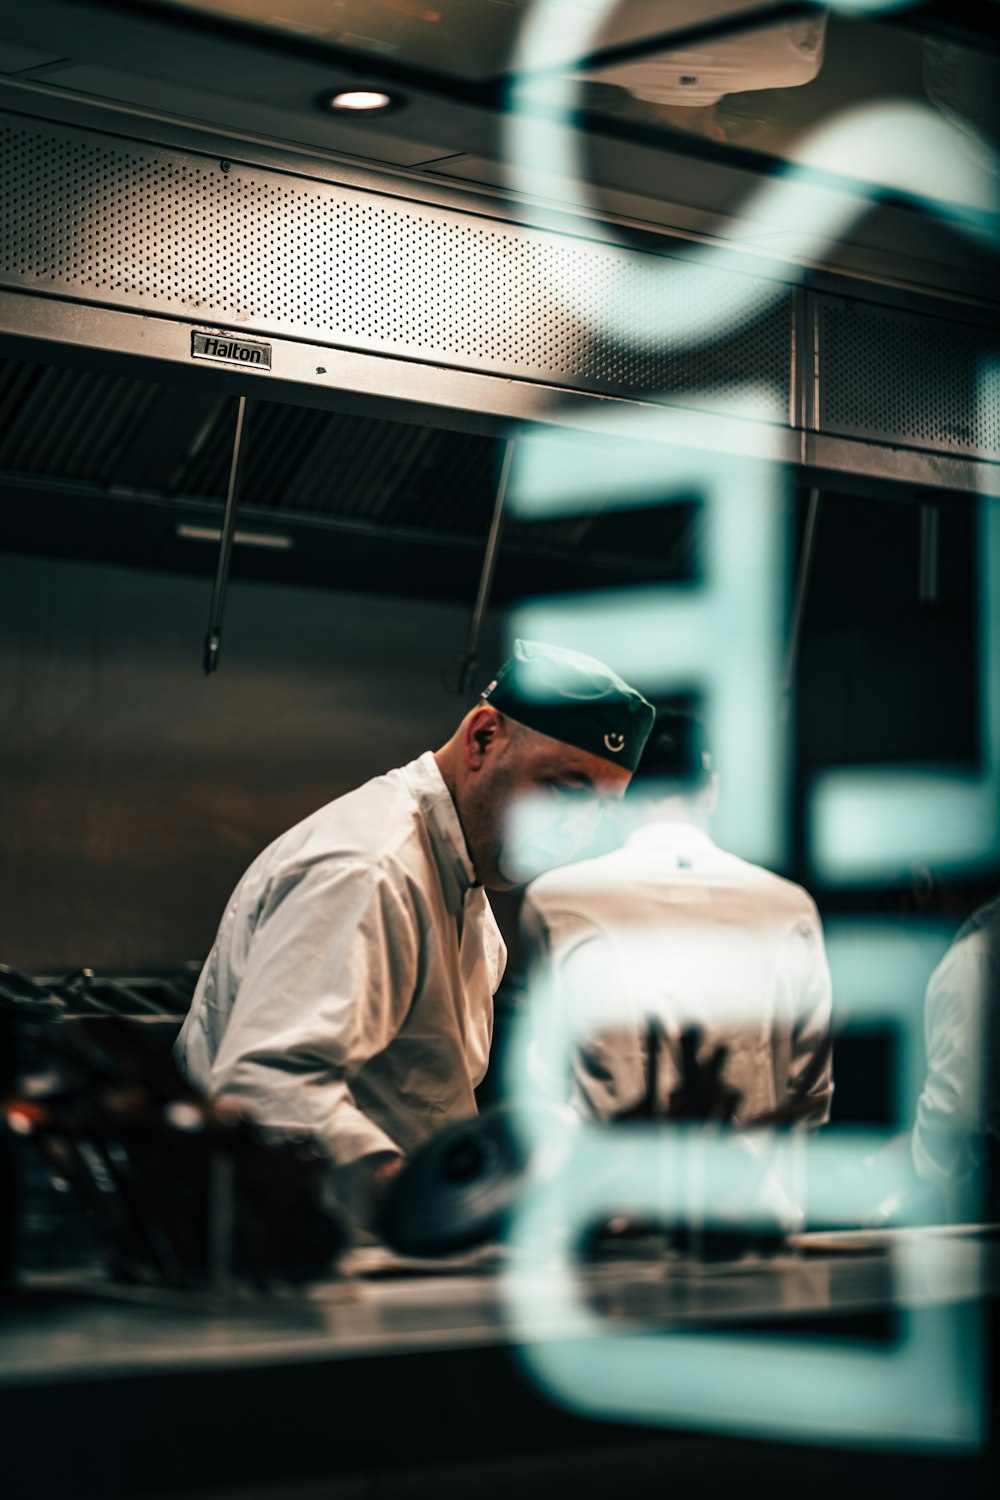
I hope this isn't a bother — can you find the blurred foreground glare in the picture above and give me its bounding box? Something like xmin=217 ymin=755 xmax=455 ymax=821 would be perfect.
xmin=496 ymin=0 xmax=998 ymax=1449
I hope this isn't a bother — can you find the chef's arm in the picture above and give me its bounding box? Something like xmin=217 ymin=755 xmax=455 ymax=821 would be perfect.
xmin=205 ymin=860 xmax=418 ymax=1176
xmin=783 ymin=911 xmax=834 ymax=1126
xmin=912 ymin=942 xmax=990 ymax=1188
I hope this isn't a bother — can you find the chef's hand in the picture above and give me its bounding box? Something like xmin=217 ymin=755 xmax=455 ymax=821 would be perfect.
xmin=368 ymin=1152 xmax=404 ymax=1192
xmin=365 ymin=1152 xmax=405 ymax=1221
xmin=332 ymin=1151 xmax=405 ymax=1238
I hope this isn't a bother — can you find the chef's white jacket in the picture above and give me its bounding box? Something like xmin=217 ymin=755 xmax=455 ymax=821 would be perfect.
xmin=912 ymin=896 xmax=999 ymax=1190
xmin=521 ymin=823 xmax=833 ymax=1126
xmin=176 ymin=753 xmax=506 ymax=1167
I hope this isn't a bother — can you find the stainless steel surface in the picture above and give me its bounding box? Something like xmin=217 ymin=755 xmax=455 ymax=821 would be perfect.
xmin=0 ymin=67 xmax=996 ymax=523
xmin=2 ymin=1 xmax=997 ymax=311
xmin=2 ymin=1228 xmax=995 ymax=1387
xmin=0 ymin=78 xmax=792 ymax=256
xmin=800 ymin=429 xmax=1000 ymax=499
xmin=1 ymin=101 xmax=996 ymax=479
xmin=817 ymin=295 xmax=1000 ymax=462
xmin=0 ymin=551 xmax=496 ymax=973
xmin=5 ymin=287 xmax=1000 ymax=502
xmin=0 ymin=107 xmax=793 ymax=420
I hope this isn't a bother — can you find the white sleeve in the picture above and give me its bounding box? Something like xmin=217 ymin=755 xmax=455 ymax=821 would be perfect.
xmin=206 ymin=859 xmax=418 ymax=1167
xmin=912 ymin=939 xmax=990 ymax=1187
xmin=780 ymin=907 xmax=834 ymax=1125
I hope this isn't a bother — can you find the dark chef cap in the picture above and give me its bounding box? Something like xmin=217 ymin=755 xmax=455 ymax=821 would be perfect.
xmin=631 ymin=709 xmax=714 ymax=788
xmin=481 ymin=639 xmax=654 ymax=773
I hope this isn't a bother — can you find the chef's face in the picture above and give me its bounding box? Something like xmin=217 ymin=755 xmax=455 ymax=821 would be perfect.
xmin=460 ymin=708 xmax=632 ymax=890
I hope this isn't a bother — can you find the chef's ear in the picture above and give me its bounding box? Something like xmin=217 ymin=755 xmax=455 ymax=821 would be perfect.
xmin=464 ymin=705 xmax=504 ymax=770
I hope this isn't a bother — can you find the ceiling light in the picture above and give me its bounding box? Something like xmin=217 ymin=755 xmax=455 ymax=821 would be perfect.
xmin=177 ymin=524 xmax=293 ymax=551
xmin=324 ymin=89 xmax=399 ymax=114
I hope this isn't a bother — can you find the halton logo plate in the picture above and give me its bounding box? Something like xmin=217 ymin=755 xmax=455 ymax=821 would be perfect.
xmin=191 ymin=331 xmax=271 ymax=369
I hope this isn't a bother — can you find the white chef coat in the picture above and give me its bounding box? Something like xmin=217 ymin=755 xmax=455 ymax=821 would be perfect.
xmin=176 ymin=753 xmax=506 ymax=1167
xmin=521 ymin=822 xmax=833 ymax=1126
xmin=912 ymin=896 xmax=999 ymax=1191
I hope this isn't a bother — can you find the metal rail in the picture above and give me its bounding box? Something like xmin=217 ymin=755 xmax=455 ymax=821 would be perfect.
xmin=783 ymin=487 xmax=822 ymax=697
xmin=203 ymin=396 xmax=252 ymax=675
xmin=452 ymin=439 xmax=515 ymax=696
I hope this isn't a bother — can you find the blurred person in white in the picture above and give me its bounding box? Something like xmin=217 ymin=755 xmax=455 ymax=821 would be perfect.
xmin=912 ymin=895 xmax=1000 ymax=1221
xmin=176 ymin=641 xmax=651 ymax=1230
xmin=521 ymin=709 xmax=833 ymax=1128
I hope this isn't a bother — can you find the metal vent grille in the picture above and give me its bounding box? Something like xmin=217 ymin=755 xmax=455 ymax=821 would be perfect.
xmin=172 ymin=397 xmax=501 ymax=527
xmin=0 ymin=115 xmax=790 ymax=420
xmin=818 ymin=295 xmax=1000 ymax=460
xmin=0 ymin=358 xmax=161 ymax=481
xmin=0 ymin=353 xmax=696 ymax=590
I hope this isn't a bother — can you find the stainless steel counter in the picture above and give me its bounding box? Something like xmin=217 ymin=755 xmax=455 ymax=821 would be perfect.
xmin=2 ymin=1227 xmax=995 ymax=1386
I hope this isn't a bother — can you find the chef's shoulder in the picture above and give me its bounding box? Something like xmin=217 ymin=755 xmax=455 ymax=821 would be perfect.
xmin=254 ymin=769 xmax=429 ymax=911
xmin=523 ymin=849 xmax=625 ymax=923
xmin=728 ymin=850 xmax=823 ymax=930
xmin=925 ymin=895 xmax=1000 ymax=1006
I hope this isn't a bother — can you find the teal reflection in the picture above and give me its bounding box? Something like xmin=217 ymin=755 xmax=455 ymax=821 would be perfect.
xmin=500 ymin=788 xmax=605 ymax=885
xmin=499 ymin=907 xmax=983 ymax=1447
xmin=509 ymin=443 xmax=788 ymax=871
xmin=506 ymin=5 xmax=998 ymax=355
xmin=825 ymin=919 xmax=956 ymax=1123
xmin=496 ymin=0 xmax=994 ymax=1452
xmin=508 ymin=404 xmax=788 ymax=520
xmin=504 ymin=1255 xmax=981 ymax=1450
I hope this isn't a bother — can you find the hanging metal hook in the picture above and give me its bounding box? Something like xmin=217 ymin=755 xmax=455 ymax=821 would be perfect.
xmin=782 ymin=487 xmax=822 ymax=702
xmin=203 ymin=396 xmax=253 ymax=675
xmin=448 ymin=439 xmax=516 ymax=696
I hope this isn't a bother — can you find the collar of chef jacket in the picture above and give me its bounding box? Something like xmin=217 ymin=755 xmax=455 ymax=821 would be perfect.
xmin=401 ymin=752 xmax=479 ymax=907
xmin=625 ymin=821 xmax=718 ymax=865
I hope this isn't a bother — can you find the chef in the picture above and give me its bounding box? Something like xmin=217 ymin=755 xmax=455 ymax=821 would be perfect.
xmin=176 ymin=640 xmax=653 ymax=1224
xmin=912 ymin=893 xmax=999 ymax=1218
xmin=522 ymin=709 xmax=834 ymax=1127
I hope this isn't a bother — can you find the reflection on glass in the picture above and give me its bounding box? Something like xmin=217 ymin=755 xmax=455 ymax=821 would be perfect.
xmin=582 ymin=6 xmax=999 ymax=174
xmin=585 ymin=15 xmax=827 ymax=143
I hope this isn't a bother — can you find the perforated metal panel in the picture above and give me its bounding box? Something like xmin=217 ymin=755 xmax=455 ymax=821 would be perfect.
xmin=0 ymin=113 xmax=791 ymax=420
xmin=817 ymin=295 xmax=1000 ymax=461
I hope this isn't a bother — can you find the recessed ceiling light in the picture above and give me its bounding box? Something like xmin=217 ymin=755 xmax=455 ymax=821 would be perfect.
xmin=324 ymin=89 xmax=400 ymax=114
xmin=177 ymin=524 xmax=293 ymax=551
